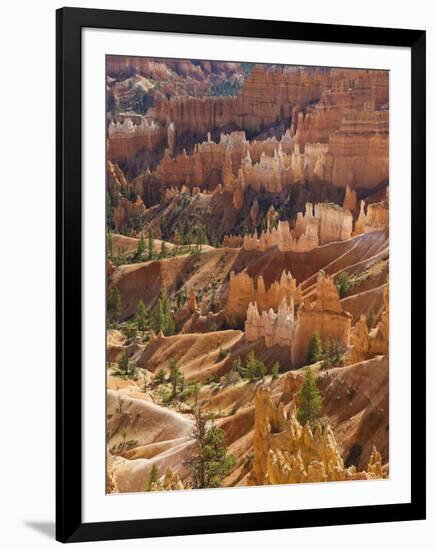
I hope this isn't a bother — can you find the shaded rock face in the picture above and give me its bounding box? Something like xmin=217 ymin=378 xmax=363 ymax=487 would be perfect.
xmin=106 ymin=57 xmax=247 ymax=117
xmin=343 ymin=184 xmax=357 ymax=213
xmin=248 ymin=386 xmax=384 ymax=486
xmin=152 ymin=65 xmax=327 ymax=136
xmin=107 ymin=160 xmax=128 ymax=193
xmin=318 ymin=355 xmax=389 ymax=470
xmin=113 ymin=195 xmax=146 ymax=231
xmin=327 ymin=109 xmax=389 ymax=189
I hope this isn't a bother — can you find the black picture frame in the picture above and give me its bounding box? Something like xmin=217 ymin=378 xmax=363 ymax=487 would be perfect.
xmin=56 ymin=6 xmax=426 ymax=543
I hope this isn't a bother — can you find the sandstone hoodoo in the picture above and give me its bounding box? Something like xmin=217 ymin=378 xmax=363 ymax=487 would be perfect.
xmin=248 ymin=386 xmax=384 ymax=486
xmin=225 ymin=269 xmax=301 ymax=326
xmin=244 ymin=270 xmax=352 ymax=369
xmin=105 ymin=55 xmax=390 ymax=495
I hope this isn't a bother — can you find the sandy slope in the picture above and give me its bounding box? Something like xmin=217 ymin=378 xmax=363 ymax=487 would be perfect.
xmin=107 ymin=230 xmax=389 ymax=491
xmin=107 ymin=387 xmax=194 ymax=493
xmin=109 ymin=229 xmax=388 ymax=322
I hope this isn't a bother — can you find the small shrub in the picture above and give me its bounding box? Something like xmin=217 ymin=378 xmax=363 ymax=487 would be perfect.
xmin=217 ymin=347 xmax=230 ymax=361
xmin=346 ymin=386 xmax=357 ymax=400
xmin=271 ymin=361 xmax=280 ymax=380
xmin=153 ymin=368 xmax=167 ymax=385
xmin=205 ymin=374 xmax=220 ymax=385
xmin=307 ymin=332 xmax=323 ymax=364
xmin=336 ymin=272 xmax=353 ymax=298
xmin=240 ymin=350 xmax=267 ymax=382
xmin=321 ymin=339 xmax=346 ymax=370
xmin=367 ymin=309 xmax=377 ymax=329
xmin=156 ymin=384 xmax=173 ymax=404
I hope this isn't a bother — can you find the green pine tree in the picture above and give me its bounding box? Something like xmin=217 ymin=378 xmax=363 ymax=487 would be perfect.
xmin=241 ymin=350 xmax=267 ymax=382
xmin=168 ymin=359 xmax=183 ymax=398
xmin=123 ymin=322 xmax=137 ymax=341
xmin=176 ymin=287 xmax=187 ymax=308
xmin=185 ymin=406 xmax=235 ymax=489
xmin=136 ymin=299 xmax=148 ymax=334
xmin=107 ymin=231 xmax=113 ymax=259
xmin=271 ymin=361 xmax=280 ymax=380
xmin=321 ymin=339 xmax=346 ymax=370
xmin=307 ymin=331 xmax=323 ymax=364
xmin=118 ymin=349 xmax=129 ymax=376
xmin=108 ymin=286 xmax=122 ymax=323
xmin=146 ymin=464 xmax=159 ymax=491
xmin=336 ymin=272 xmax=353 ymax=298
xmin=137 ymin=232 xmax=146 ymax=257
xmin=233 ymin=356 xmax=242 ymax=375
xmin=147 ymin=227 xmax=154 ymax=259
xmin=153 ymin=368 xmax=167 ymax=385
xmin=367 ymin=309 xmax=377 ymax=329
xmin=159 ymin=289 xmax=169 ymax=333
xmin=297 ymin=367 xmax=322 ymax=426
xmin=160 ymin=240 xmax=168 ymax=258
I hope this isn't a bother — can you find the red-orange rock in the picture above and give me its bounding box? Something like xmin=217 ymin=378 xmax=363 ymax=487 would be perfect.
xmin=248 ymin=386 xmax=384 ymax=486
xmin=107 ymin=117 xmax=167 ymax=162
xmin=226 ymin=269 xmax=299 ymax=326
xmin=113 ymin=195 xmax=146 ymax=230
xmin=291 ymin=271 xmax=352 ymax=367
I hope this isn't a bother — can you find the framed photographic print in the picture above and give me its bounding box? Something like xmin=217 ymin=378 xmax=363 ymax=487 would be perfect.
xmin=56 ymin=7 xmax=426 ymax=543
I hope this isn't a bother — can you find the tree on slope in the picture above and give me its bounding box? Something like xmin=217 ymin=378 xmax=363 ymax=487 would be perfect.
xmin=168 ymin=358 xmax=184 ymax=399
xmin=147 ymin=227 xmax=154 ymax=259
xmin=136 ymin=232 xmax=146 ymax=257
xmin=297 ymin=367 xmax=322 ymax=426
xmin=307 ymin=331 xmax=323 ymax=364
xmin=108 ymin=286 xmax=122 ymax=323
xmin=136 ymin=299 xmax=148 ymax=334
xmin=185 ymin=405 xmax=235 ymax=489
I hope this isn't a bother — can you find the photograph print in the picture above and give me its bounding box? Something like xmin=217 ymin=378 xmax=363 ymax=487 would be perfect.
xmin=105 ymin=56 xmax=389 ymax=494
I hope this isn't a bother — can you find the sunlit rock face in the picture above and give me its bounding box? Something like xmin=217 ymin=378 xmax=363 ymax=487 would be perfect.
xmin=240 ymin=201 xmax=352 ymax=252
xmin=248 ymin=386 xmax=384 ymax=486
xmin=225 ymin=269 xmax=300 ymax=326
xmin=105 ymin=57 xmax=390 ymax=494
xmin=354 ymin=190 xmax=389 ymax=236
xmin=107 ymin=117 xmax=167 ymax=161
xmin=241 ymin=271 xmax=351 ymax=369
xmin=242 ymin=220 xmax=319 ymax=253
xmin=245 ymin=299 xmax=295 ymax=348
xmin=291 ymin=271 xmax=352 ymax=368
xmin=328 ymin=109 xmax=389 ymax=189
xmin=295 ymin=202 xmax=353 ymax=245
xmin=293 ymin=70 xmax=389 ymax=147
